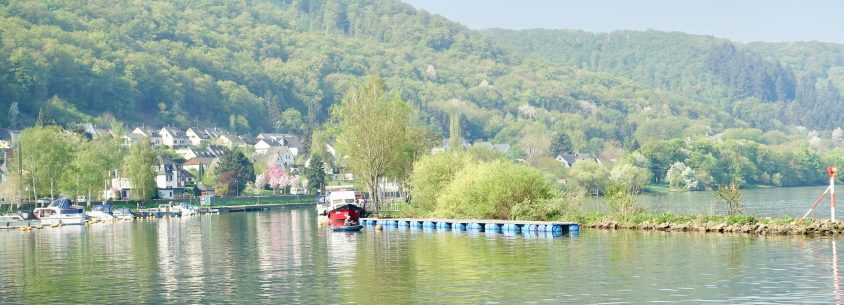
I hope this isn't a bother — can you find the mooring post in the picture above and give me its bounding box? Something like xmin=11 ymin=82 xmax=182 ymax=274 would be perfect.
xmin=831 ymin=167 xmax=837 ymax=222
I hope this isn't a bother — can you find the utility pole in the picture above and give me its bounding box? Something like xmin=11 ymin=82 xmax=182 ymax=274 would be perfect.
xmin=17 ymin=143 xmax=22 ymax=209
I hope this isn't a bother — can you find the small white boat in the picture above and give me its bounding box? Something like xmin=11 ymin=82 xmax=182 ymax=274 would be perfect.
xmin=177 ymin=202 xmax=198 ymax=216
xmin=0 ymin=214 xmax=25 ymax=222
xmin=87 ymin=204 xmax=116 ymax=221
xmin=112 ymin=208 xmax=136 ymax=220
xmin=316 ymin=195 xmax=329 ymax=216
xmin=33 ymin=198 xmax=88 ymax=225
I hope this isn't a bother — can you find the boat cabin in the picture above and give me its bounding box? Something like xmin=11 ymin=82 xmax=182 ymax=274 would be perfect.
xmin=328 ymin=191 xmax=357 ymax=208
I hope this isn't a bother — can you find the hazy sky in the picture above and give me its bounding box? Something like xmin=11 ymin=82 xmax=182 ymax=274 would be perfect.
xmin=402 ymin=0 xmax=844 ymax=44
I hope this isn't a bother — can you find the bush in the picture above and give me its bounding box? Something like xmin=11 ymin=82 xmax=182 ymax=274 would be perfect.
xmin=409 ymin=153 xmax=473 ymax=213
xmin=604 ymin=182 xmax=643 ymax=216
xmin=715 ymin=183 xmax=743 ymax=215
xmin=726 ymin=214 xmax=756 ymax=225
xmin=433 ymin=160 xmax=555 ymax=219
xmin=510 ymin=193 xmax=582 ymax=221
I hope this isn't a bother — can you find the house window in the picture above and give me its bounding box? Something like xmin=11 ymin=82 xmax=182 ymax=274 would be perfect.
xmin=167 ymin=175 xmax=172 ymax=182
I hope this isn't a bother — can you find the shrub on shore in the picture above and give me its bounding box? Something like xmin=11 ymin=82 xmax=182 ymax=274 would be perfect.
xmin=432 ymin=160 xmax=556 ymax=219
xmin=408 ymin=153 xmax=473 ymax=214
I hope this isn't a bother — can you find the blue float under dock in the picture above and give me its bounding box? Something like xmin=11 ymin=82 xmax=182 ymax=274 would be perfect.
xmin=360 ymin=218 xmax=579 ymax=237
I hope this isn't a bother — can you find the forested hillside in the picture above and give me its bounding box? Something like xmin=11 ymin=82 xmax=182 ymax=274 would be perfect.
xmin=481 ymin=29 xmax=844 ymax=130
xmin=3 ymin=0 xmax=844 ymax=189
xmin=2 ymin=0 xmax=741 ymax=150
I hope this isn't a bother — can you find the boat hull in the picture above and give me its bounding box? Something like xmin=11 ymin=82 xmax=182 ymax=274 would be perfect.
xmin=327 ymin=204 xmax=364 ymax=221
xmin=39 ymin=215 xmax=87 ymax=225
xmin=332 ymin=225 xmax=363 ymax=232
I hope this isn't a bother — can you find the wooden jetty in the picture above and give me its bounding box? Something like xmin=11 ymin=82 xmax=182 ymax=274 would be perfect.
xmin=360 ymin=218 xmax=579 ymax=236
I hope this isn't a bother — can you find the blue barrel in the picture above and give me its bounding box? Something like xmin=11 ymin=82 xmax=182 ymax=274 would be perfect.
xmin=385 ymin=220 xmax=397 ymax=227
xmin=453 ymin=223 xmax=466 ymax=231
xmin=484 ymin=223 xmax=500 ymax=232
xmin=411 ymin=221 xmax=423 ymax=228
xmin=467 ymin=223 xmax=483 ymax=231
xmin=423 ymin=221 xmax=435 ymax=228
xmin=366 ymin=220 xmax=377 ymax=226
xmin=551 ymin=225 xmax=564 ymax=236
xmin=436 ymin=222 xmax=451 ymax=230
xmin=502 ymin=224 xmax=520 ymax=233
xmin=524 ymin=224 xmax=536 ymax=232
xmin=536 ymin=225 xmax=547 ymax=232
xmin=569 ymin=224 xmax=580 ymax=232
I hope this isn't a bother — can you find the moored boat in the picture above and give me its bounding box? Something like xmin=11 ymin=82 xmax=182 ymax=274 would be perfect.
xmin=177 ymin=202 xmax=198 ymax=216
xmin=112 ymin=208 xmax=136 ymax=220
xmin=316 ymin=194 xmax=329 ymax=216
xmin=332 ymin=224 xmax=363 ymax=232
xmin=325 ymin=191 xmax=365 ymax=221
xmin=87 ymin=204 xmax=116 ymax=221
xmin=33 ymin=198 xmax=88 ymax=225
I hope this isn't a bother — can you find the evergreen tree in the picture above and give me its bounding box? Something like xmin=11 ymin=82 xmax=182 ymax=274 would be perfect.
xmin=215 ymin=149 xmax=256 ymax=196
xmin=448 ymin=112 xmax=462 ymax=152
xmin=306 ymin=155 xmax=325 ymax=193
xmin=550 ymin=132 xmax=573 ymax=157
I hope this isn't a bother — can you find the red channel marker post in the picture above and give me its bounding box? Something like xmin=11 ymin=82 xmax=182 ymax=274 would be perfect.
xmin=831 ymin=166 xmax=837 ymax=222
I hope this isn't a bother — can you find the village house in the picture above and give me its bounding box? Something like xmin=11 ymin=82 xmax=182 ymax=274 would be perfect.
xmin=176 ymin=145 xmax=225 ymax=160
xmin=159 ymin=127 xmax=189 ymax=148
xmin=470 ymin=141 xmax=512 ymax=155
xmin=154 ymin=155 xmax=186 ymax=199
xmin=182 ymin=157 xmax=216 ymax=172
xmin=254 ymin=138 xmax=281 ymax=154
xmin=0 ymin=129 xmax=21 ymax=150
xmin=215 ymin=132 xmax=247 ymax=148
xmin=126 ymin=127 xmax=162 ymax=146
xmin=185 ymin=128 xmax=211 ymax=146
xmin=255 ymin=146 xmax=295 ymax=167
xmin=257 ymin=133 xmax=302 ymax=156
xmin=105 ymin=155 xmax=190 ymax=200
xmin=555 ymin=153 xmax=601 ymax=168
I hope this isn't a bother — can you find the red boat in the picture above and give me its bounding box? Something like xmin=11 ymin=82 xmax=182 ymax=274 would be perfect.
xmin=325 ymin=191 xmax=366 ymax=221
xmin=327 ymin=203 xmax=365 ymax=221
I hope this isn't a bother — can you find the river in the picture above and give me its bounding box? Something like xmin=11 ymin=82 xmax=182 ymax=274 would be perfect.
xmin=1 ymin=204 xmax=843 ymax=303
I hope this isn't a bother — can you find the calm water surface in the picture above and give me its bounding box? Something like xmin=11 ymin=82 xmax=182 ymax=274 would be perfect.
xmin=2 ymin=205 xmax=843 ymax=304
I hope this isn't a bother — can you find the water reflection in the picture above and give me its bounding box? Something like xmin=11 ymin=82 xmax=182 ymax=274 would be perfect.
xmin=835 ymin=240 xmax=841 ymax=305
xmin=3 ymin=207 xmax=844 ymax=303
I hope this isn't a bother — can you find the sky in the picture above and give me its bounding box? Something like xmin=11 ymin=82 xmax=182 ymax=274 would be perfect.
xmin=401 ymin=0 xmax=844 ymax=44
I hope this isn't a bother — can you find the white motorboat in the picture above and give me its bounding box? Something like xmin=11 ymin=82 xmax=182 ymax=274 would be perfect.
xmin=87 ymin=204 xmax=116 ymax=221
xmin=177 ymin=202 xmax=198 ymax=216
xmin=112 ymin=208 xmax=136 ymax=220
xmin=33 ymin=198 xmax=88 ymax=225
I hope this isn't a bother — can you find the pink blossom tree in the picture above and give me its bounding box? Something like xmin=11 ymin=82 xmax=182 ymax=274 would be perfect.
xmin=263 ymin=163 xmax=290 ymax=194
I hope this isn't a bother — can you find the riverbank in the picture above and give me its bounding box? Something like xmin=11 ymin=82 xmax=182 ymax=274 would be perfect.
xmin=579 ymin=212 xmax=844 ymax=236
xmin=6 ymin=195 xmax=313 ymax=212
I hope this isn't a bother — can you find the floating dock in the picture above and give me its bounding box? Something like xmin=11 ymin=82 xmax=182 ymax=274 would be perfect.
xmin=217 ymin=205 xmax=271 ymax=212
xmin=360 ymin=218 xmax=579 ymax=237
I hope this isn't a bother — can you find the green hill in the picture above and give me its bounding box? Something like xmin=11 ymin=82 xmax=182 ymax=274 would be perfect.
xmin=1 ymin=0 xmax=843 ymax=152
xmin=481 ymin=28 xmax=844 ymax=130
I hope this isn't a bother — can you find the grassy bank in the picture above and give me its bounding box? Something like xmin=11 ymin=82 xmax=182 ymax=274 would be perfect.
xmin=575 ymin=212 xmax=844 ymax=236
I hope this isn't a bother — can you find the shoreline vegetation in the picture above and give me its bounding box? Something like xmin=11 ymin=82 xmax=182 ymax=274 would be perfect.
xmin=580 ymin=213 xmax=844 ymax=236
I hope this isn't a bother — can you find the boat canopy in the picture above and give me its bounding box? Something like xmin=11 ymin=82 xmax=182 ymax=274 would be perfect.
xmin=93 ymin=205 xmax=113 ymax=212
xmin=48 ymin=198 xmax=74 ymax=209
